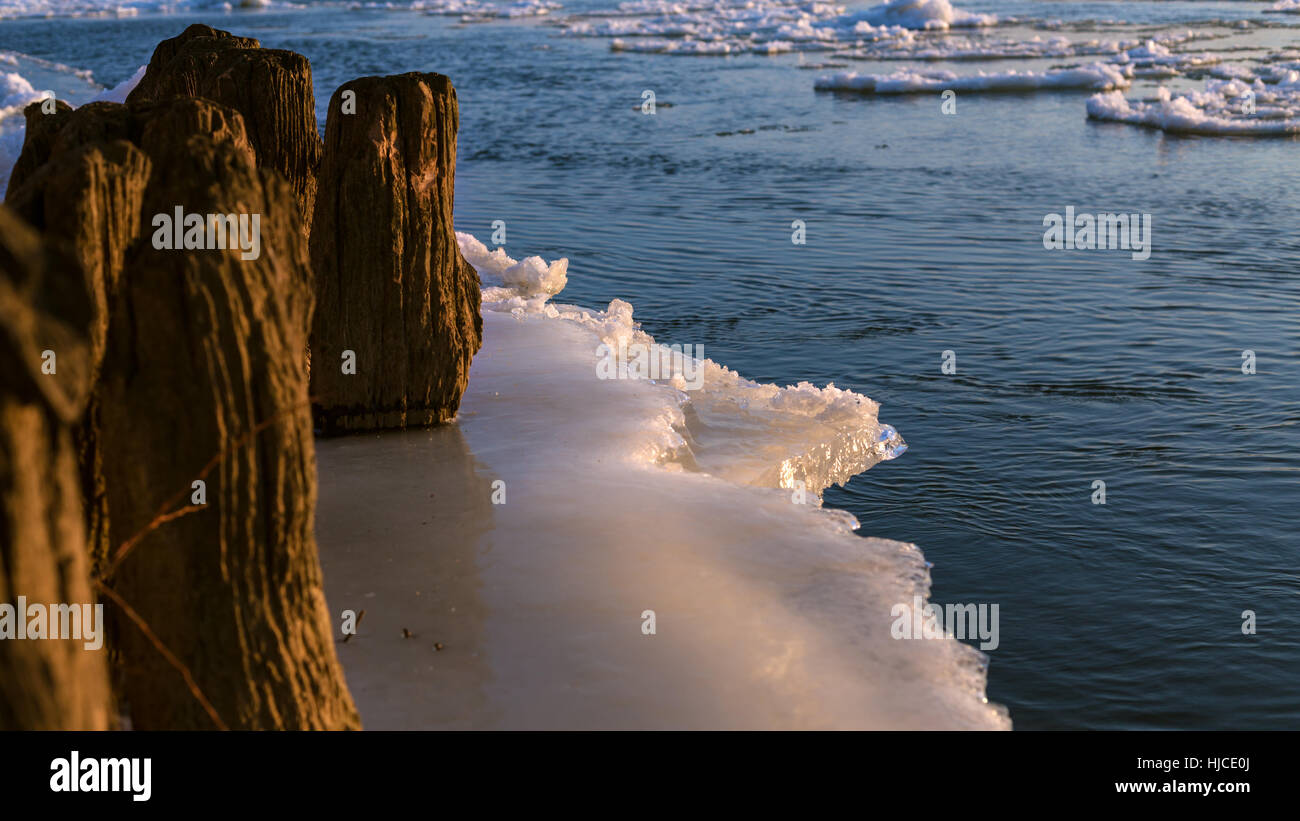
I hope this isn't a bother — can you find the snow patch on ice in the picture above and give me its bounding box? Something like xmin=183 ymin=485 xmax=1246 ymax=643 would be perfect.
xmin=815 ymin=61 xmax=1133 ymax=94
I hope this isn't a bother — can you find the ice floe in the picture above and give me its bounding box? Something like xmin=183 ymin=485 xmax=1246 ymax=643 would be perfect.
xmin=347 ymin=0 xmax=560 ymax=17
xmin=1087 ymin=76 xmax=1300 ymax=135
xmin=564 ymin=0 xmax=1002 ymax=56
xmin=815 ymin=61 xmax=1133 ymax=94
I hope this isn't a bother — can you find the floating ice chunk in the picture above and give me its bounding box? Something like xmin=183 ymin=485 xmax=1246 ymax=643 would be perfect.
xmin=1124 ymin=40 xmax=1170 ymax=60
xmin=1208 ymin=64 xmax=1257 ymax=82
xmin=815 ymin=62 xmax=1133 ymax=94
xmin=611 ymin=36 xmax=747 ymax=55
xmin=839 ymin=0 xmax=996 ymax=31
xmin=1087 ymin=79 xmax=1300 ymax=135
xmin=1111 ymin=38 xmax=1221 ymax=75
xmin=0 ymin=0 xmax=143 ymax=19
xmin=348 ymin=0 xmax=560 ymax=17
xmin=0 ymin=0 xmax=304 ymax=18
xmin=567 ymin=0 xmax=923 ymax=56
xmin=853 ymin=30 xmax=1203 ymax=63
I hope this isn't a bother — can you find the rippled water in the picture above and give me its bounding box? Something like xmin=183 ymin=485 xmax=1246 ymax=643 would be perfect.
xmin=4 ymin=1 xmax=1298 ymax=729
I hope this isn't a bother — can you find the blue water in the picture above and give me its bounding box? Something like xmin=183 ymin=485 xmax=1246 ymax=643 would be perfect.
xmin=4 ymin=1 xmax=1298 ymax=729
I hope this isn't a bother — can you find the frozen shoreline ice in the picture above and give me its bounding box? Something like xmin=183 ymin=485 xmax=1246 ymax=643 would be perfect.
xmin=459 ymin=231 xmax=911 ymax=493
xmin=314 ymin=233 xmax=1009 ymax=729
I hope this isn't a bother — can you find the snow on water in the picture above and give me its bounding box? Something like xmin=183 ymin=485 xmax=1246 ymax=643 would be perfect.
xmin=0 ymin=0 xmax=139 ymax=18
xmin=565 ymin=0 xmax=999 ymax=54
xmin=0 ymin=0 xmax=304 ymax=19
xmin=554 ymin=0 xmax=1300 ymax=135
xmin=1110 ymin=38 xmax=1222 ymax=78
xmin=5 ymin=1 xmax=1296 ymax=139
xmin=841 ymin=0 xmax=994 ymax=31
xmin=839 ymin=29 xmax=1207 ymax=62
xmin=1088 ymin=77 xmax=1300 ymax=135
xmin=347 ymin=0 xmax=560 ymax=18
xmin=816 ymin=61 xmax=1133 ymax=94
xmin=0 ymin=0 xmax=560 ymax=19
xmin=391 ymin=231 xmax=1007 ymax=729
xmin=558 ymin=0 xmax=1263 ymax=84
xmin=0 ymin=0 xmax=177 ymax=19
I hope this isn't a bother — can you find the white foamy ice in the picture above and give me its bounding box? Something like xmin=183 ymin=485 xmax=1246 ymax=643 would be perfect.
xmin=1110 ymin=38 xmax=1221 ymax=78
xmin=1 ymin=71 xmax=46 ymax=115
xmin=458 ymin=231 xmax=568 ymax=303
xmin=1208 ymin=63 xmax=1257 ymax=82
xmin=0 ymin=0 xmax=258 ymax=19
xmin=1088 ymin=77 xmax=1300 ymax=135
xmin=844 ymin=29 xmax=1204 ymax=63
xmin=566 ymin=0 xmax=861 ymax=51
xmin=815 ymin=61 xmax=1133 ymax=94
xmin=457 ymin=230 xmax=907 ymax=493
xmin=347 ymin=0 xmax=560 ymax=17
xmin=610 ymin=37 xmax=772 ymax=55
xmin=422 ymin=233 xmax=1007 ymax=729
xmin=566 ymin=0 xmax=999 ymax=55
xmin=840 ymin=0 xmax=995 ymax=31
xmin=0 ymin=0 xmax=373 ymax=18
xmin=0 ymin=0 xmax=139 ymax=19
xmin=860 ymin=34 xmax=1090 ymax=61
xmin=0 ymin=71 xmax=50 ymax=195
